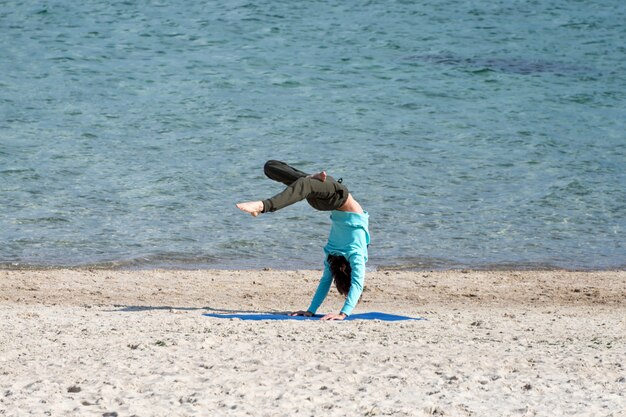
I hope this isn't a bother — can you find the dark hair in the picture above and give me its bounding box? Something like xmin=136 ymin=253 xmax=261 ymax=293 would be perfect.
xmin=328 ymin=254 xmax=351 ymax=296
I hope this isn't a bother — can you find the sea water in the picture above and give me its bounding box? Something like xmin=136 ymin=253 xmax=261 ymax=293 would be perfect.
xmin=1 ymin=0 xmax=625 ymax=270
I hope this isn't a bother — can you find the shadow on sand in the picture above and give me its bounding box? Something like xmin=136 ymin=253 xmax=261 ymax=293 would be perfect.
xmin=110 ymin=305 xmax=289 ymax=315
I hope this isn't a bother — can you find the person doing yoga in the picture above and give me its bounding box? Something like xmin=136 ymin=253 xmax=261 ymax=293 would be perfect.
xmin=236 ymin=160 xmax=370 ymax=321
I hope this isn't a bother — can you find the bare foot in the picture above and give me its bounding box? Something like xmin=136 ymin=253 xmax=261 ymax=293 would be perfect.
xmin=236 ymin=201 xmax=264 ymax=217
xmin=308 ymin=171 xmax=327 ymax=182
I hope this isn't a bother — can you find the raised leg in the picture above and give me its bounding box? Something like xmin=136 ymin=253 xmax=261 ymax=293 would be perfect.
xmin=237 ymin=161 xmax=349 ymax=215
xmin=262 ymin=175 xmax=348 ymax=213
xmin=264 ymin=160 xmax=309 ymax=186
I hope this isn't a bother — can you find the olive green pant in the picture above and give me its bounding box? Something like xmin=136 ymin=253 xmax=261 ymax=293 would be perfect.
xmin=261 ymin=160 xmax=349 ymax=213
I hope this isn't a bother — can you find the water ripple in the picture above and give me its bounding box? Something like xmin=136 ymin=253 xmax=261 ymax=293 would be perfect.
xmin=0 ymin=0 xmax=624 ymax=270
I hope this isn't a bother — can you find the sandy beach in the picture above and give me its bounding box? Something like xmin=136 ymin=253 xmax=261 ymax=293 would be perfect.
xmin=0 ymin=269 xmax=624 ymax=416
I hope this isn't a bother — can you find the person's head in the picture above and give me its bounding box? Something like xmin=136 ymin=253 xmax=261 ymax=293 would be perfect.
xmin=327 ymin=254 xmax=351 ymax=297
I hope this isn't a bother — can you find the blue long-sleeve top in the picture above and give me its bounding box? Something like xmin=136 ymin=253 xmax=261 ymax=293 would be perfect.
xmin=307 ymin=210 xmax=370 ymax=316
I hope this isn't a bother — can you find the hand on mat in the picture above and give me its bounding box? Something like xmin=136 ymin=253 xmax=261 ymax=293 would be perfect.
xmin=289 ymin=310 xmax=313 ymax=317
xmin=320 ymin=313 xmax=346 ymax=321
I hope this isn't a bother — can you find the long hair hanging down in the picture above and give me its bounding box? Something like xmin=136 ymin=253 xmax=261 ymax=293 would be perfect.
xmin=327 ymin=254 xmax=351 ymax=296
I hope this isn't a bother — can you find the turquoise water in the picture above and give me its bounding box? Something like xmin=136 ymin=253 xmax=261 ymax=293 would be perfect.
xmin=1 ymin=1 xmax=625 ymax=270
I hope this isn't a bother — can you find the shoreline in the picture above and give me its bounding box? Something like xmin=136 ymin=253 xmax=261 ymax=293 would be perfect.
xmin=2 ymin=269 xmax=625 ymax=416
xmin=2 ymin=261 xmax=624 ymax=273
xmin=2 ymin=269 xmax=626 ymax=309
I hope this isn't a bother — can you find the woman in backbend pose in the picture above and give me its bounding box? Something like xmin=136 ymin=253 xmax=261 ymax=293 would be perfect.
xmin=236 ymin=160 xmax=370 ymax=321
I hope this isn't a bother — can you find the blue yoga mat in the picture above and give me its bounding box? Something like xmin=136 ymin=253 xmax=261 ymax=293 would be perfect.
xmin=202 ymin=312 xmax=423 ymax=321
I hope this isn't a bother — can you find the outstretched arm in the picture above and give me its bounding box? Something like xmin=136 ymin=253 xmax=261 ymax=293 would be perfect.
xmin=306 ymin=260 xmax=333 ymax=315
xmin=319 ymin=256 xmax=365 ymax=321
xmin=339 ymin=254 xmax=366 ymax=316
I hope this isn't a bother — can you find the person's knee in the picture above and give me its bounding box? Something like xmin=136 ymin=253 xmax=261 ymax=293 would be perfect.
xmin=264 ymin=160 xmax=282 ymax=169
xmin=264 ymin=160 xmax=283 ymax=179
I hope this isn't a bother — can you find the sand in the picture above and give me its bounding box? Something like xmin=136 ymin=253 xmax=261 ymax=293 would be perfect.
xmin=0 ymin=269 xmax=625 ymax=416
